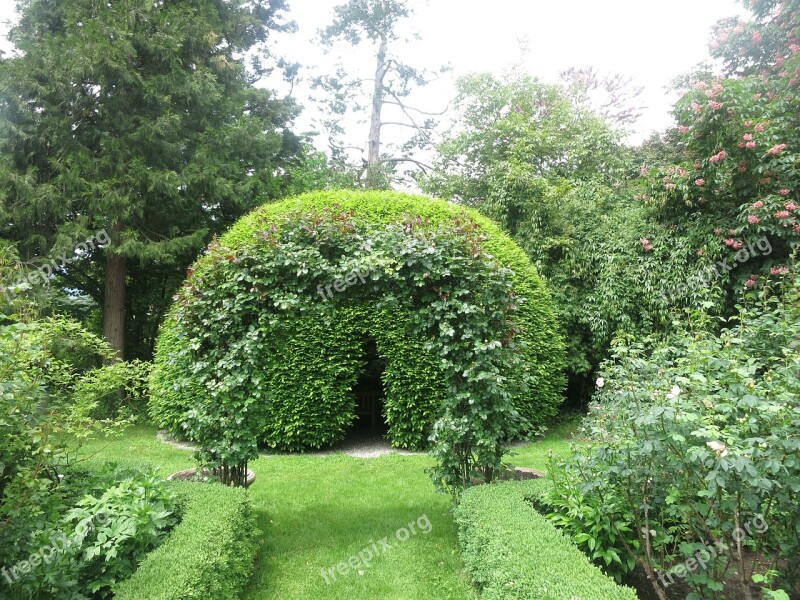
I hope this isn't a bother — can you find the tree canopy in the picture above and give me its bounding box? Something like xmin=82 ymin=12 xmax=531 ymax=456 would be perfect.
xmin=0 ymin=0 xmax=301 ymax=358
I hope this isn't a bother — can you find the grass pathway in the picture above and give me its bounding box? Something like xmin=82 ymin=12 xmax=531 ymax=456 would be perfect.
xmin=243 ymin=453 xmax=475 ymax=599
xmin=78 ymin=423 xmax=574 ymax=599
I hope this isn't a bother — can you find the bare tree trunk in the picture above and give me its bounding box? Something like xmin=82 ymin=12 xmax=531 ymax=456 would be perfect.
xmin=366 ymin=34 xmax=388 ymax=188
xmin=103 ymin=238 xmax=126 ymax=362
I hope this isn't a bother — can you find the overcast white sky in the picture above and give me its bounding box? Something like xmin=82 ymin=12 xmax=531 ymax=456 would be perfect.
xmin=0 ymin=0 xmax=747 ymax=148
xmin=269 ymin=0 xmax=747 ymax=147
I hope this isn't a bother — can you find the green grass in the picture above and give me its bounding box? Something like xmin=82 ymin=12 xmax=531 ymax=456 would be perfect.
xmin=505 ymin=419 xmax=579 ymax=470
xmin=76 ymin=422 xmax=576 ymax=599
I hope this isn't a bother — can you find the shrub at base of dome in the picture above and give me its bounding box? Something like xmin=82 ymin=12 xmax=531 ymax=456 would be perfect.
xmin=150 ymin=191 xmax=565 ymax=492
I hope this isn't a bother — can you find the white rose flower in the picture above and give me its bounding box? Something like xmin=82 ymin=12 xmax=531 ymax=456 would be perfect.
xmin=706 ymin=441 xmax=729 ymax=457
xmin=667 ymin=385 xmax=681 ymax=400
xmin=596 ymin=377 xmax=605 ymax=388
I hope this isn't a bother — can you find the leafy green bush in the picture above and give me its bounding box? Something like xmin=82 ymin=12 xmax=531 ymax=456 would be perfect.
xmin=4 ymin=468 xmax=178 ymax=599
xmin=0 ymin=249 xmax=162 ymax=598
xmin=0 ymin=315 xmax=130 ymax=580
xmin=544 ymin=460 xmax=640 ymax=581
xmin=150 ymin=190 xmax=565 ymax=491
xmin=454 ymin=479 xmax=638 ymax=599
xmin=114 ymin=481 xmax=256 ymax=600
xmin=547 ymin=272 xmax=800 ymax=599
xmin=71 ymin=359 xmax=152 ymax=420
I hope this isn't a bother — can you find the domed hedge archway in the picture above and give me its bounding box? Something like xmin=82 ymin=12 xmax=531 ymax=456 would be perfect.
xmin=150 ymin=191 xmax=565 ymax=484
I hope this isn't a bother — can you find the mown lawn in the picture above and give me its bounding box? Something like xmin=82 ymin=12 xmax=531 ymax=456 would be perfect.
xmin=76 ymin=423 xmax=574 ymax=599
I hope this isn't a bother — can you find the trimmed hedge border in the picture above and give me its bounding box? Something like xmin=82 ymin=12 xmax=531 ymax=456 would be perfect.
xmin=114 ymin=481 xmax=256 ymax=600
xmin=455 ymin=480 xmax=638 ymax=600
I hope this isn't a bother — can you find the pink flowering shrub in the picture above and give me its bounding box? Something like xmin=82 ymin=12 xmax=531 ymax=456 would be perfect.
xmin=639 ymin=0 xmax=800 ymax=291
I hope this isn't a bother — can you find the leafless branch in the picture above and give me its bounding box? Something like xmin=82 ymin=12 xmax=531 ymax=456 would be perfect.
xmin=378 ymin=156 xmax=433 ymax=171
xmin=383 ymin=100 xmax=450 ymax=116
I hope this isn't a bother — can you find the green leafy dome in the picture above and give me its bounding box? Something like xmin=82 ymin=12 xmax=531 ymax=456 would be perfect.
xmin=150 ymin=190 xmax=565 ymax=452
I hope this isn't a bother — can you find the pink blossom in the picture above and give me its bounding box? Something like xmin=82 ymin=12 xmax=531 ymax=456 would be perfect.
xmin=743 ymin=133 xmax=753 ymax=141
xmin=745 ymin=277 xmax=756 ymax=288
xmin=786 ymin=202 xmax=798 ymax=211
xmin=752 ymin=201 xmax=764 ymax=209
xmin=734 ymin=24 xmax=745 ymax=35
xmin=640 ymin=166 xmax=649 ymax=177
xmin=747 ymin=215 xmax=761 ymax=224
xmin=751 ymin=31 xmax=762 ymax=44
xmin=709 ymin=101 xmax=724 ymax=111
xmin=767 ymin=144 xmax=787 ymax=155
xmin=778 ymin=189 xmax=791 ymax=196
xmin=770 ymin=266 xmax=789 ymax=275
xmin=746 ymin=141 xmax=757 ymax=149
xmin=678 ymin=125 xmax=690 ymax=134
xmin=791 ymin=44 xmax=800 ymax=54
xmin=693 ymin=81 xmax=708 ymax=91
xmin=640 ymin=238 xmax=653 ymax=252
xmin=713 ymin=228 xmax=723 ymax=234
xmin=738 ymin=162 xmax=748 ymax=173
xmin=695 ymin=178 xmax=705 ymax=186
xmin=775 ymin=210 xmax=791 ymax=219
xmin=692 ymin=101 xmax=702 ymax=114
xmin=709 ymin=150 xmax=728 ymax=164
xmin=754 ymin=123 xmax=765 ymax=132
xmin=729 ymin=229 xmax=737 ymax=235
xmin=693 ymin=162 xmax=702 ymax=169
xmin=744 ymin=120 xmax=753 ymax=127
xmin=725 ymin=238 xmax=744 ymax=250
xmin=665 ymin=183 xmax=676 ymax=190
xmin=794 ymin=224 xmax=800 ymax=232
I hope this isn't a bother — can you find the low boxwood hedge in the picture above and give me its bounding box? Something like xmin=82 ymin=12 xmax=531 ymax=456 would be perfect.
xmin=454 ymin=479 xmax=638 ymax=600
xmin=114 ymin=481 xmax=256 ymax=600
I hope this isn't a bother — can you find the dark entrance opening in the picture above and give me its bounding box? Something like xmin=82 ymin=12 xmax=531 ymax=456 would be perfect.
xmin=349 ymin=337 xmax=388 ymax=437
